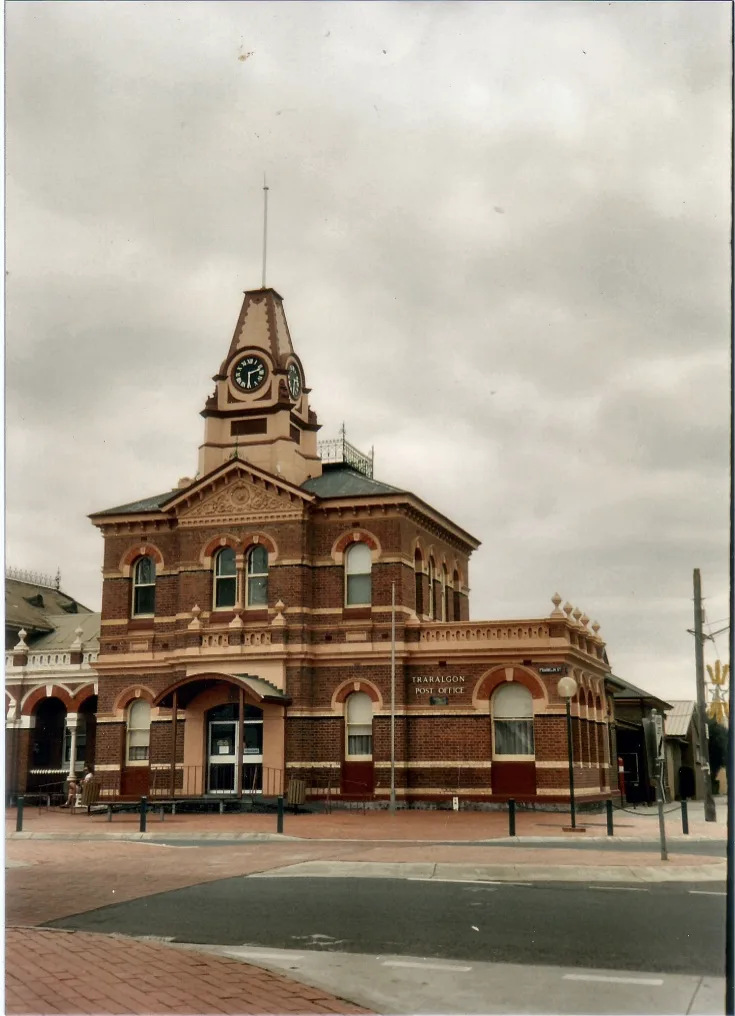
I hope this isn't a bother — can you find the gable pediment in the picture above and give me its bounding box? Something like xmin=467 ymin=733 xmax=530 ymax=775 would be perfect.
xmin=173 ymin=461 xmax=312 ymax=528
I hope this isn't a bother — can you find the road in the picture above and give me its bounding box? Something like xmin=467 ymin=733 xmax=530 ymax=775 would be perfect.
xmin=47 ymin=875 xmax=726 ymax=976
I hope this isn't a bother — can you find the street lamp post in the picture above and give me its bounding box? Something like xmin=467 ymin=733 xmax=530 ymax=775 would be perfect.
xmin=558 ymin=676 xmax=579 ymax=830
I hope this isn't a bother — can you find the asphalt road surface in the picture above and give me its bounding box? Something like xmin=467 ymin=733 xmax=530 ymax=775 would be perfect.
xmin=47 ymin=877 xmax=726 ymax=976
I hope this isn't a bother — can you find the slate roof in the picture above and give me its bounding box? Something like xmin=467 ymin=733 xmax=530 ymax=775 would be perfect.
xmin=301 ymin=464 xmax=405 ymax=498
xmin=664 ymin=700 xmax=697 ymax=739
xmin=91 ymin=490 xmax=178 ymax=516
xmin=6 ymin=579 xmax=93 ymax=637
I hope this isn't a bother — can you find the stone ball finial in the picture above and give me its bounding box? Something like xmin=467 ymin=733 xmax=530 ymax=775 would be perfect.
xmin=550 ymin=593 xmax=564 ymax=616
xmin=591 ymin=621 xmax=601 ymax=636
xmin=580 ymin=614 xmax=590 ymax=629
xmin=14 ymin=629 xmax=28 ymax=651
xmin=191 ymin=604 xmax=201 ymax=617
xmin=275 ymin=599 xmax=285 ymax=613
xmin=572 ymin=607 xmax=582 ymax=625
xmin=563 ymin=602 xmax=573 ymax=619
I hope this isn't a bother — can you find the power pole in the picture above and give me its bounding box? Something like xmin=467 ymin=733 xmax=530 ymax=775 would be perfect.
xmin=693 ymin=568 xmax=716 ymax=822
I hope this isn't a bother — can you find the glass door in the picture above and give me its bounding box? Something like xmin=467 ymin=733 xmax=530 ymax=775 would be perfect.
xmin=242 ymin=705 xmax=264 ymax=793
xmin=207 ymin=704 xmax=238 ymax=793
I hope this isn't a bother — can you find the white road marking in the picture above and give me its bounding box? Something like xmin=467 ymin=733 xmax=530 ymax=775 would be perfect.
xmin=587 ymin=886 xmax=649 ymax=892
xmin=382 ymin=960 xmax=472 ymax=972
xmin=563 ymin=974 xmax=664 ymax=986
xmin=224 ymin=950 xmax=305 ymax=962
xmin=406 ymin=878 xmax=498 ymax=886
xmin=689 ymin=890 xmax=726 ymax=896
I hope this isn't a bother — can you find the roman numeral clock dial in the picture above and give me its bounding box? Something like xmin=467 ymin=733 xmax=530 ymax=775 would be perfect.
xmin=287 ymin=363 xmax=302 ymax=400
xmin=233 ymin=355 xmax=267 ymax=392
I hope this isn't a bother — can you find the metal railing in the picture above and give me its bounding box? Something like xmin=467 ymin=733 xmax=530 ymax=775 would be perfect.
xmin=148 ymin=764 xmax=285 ymax=799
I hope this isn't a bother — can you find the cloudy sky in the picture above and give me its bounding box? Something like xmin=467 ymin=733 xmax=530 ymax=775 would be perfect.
xmin=6 ymin=1 xmax=731 ymax=700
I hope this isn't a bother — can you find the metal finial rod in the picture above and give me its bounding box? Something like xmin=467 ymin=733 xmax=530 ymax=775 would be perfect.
xmin=261 ymin=173 xmax=269 ymax=289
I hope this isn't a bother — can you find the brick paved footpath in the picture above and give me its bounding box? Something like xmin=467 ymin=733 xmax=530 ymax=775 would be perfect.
xmin=6 ymin=927 xmax=373 ymax=1015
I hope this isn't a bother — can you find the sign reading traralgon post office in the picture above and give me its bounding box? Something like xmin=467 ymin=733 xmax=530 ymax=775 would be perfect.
xmin=412 ymin=676 xmax=466 ymax=696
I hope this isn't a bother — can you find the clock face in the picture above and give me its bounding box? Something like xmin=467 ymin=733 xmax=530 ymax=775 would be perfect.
xmin=287 ymin=363 xmax=302 ymax=400
xmin=233 ymin=355 xmax=268 ymax=392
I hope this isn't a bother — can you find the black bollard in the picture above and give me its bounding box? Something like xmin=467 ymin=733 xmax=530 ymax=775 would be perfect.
xmin=508 ymin=798 xmax=516 ymax=837
xmin=107 ymin=805 xmax=113 ymax=823
xmin=681 ymin=799 xmax=689 ymax=835
xmin=16 ymin=796 xmax=24 ymax=832
xmin=606 ymin=799 xmax=614 ymax=836
xmin=277 ymin=795 xmax=284 ymax=834
xmin=139 ymin=796 xmax=147 ymax=833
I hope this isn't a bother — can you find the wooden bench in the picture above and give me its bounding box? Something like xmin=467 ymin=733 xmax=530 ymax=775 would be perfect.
xmin=72 ymin=779 xmax=102 ymax=814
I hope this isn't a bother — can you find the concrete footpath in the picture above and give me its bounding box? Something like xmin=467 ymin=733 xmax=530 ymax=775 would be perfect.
xmin=5 ymin=802 xmax=728 ymax=1014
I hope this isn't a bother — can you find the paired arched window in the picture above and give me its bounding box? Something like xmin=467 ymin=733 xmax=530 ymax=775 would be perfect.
xmin=212 ymin=544 xmax=269 ymax=610
xmin=214 ymin=547 xmax=237 ymax=608
xmin=492 ymin=683 xmax=535 ymax=758
xmin=442 ymin=564 xmax=449 ymax=621
xmin=132 ymin=556 xmax=156 ymax=616
xmin=345 ymin=543 xmax=372 ymax=606
xmin=126 ymin=699 xmax=151 ymax=763
xmin=345 ymin=691 xmax=373 ymax=759
xmin=414 ymin=550 xmax=424 ymax=616
xmin=453 ymin=570 xmax=461 ymax=621
xmin=246 ymin=545 xmax=269 ymax=607
xmin=428 ymin=558 xmax=436 ymax=619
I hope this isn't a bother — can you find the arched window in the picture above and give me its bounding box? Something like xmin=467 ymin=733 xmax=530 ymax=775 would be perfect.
xmin=414 ymin=550 xmax=424 ymax=616
xmin=442 ymin=564 xmax=449 ymax=621
xmin=345 ymin=692 xmax=373 ymax=759
xmin=132 ymin=556 xmax=156 ymax=616
xmin=345 ymin=543 xmax=372 ymax=606
xmin=492 ymin=683 xmax=535 ymax=758
xmin=246 ymin=545 xmax=269 ymax=607
xmin=428 ymin=558 xmax=436 ymax=619
xmin=453 ymin=570 xmax=461 ymax=621
xmin=126 ymin=699 xmax=151 ymax=763
xmin=214 ymin=547 xmax=237 ymax=609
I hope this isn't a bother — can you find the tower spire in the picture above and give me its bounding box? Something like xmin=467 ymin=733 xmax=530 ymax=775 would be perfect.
xmin=261 ymin=173 xmax=269 ymax=289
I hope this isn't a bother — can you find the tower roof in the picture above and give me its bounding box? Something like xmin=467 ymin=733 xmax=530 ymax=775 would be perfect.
xmin=218 ymin=287 xmax=296 ymax=376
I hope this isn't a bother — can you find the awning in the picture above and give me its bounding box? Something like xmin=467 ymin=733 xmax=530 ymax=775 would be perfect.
xmin=234 ymin=674 xmax=290 ymax=705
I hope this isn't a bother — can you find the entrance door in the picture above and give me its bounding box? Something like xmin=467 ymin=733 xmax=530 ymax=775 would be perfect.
xmin=207 ymin=704 xmax=238 ymax=794
xmin=242 ymin=705 xmax=264 ymax=793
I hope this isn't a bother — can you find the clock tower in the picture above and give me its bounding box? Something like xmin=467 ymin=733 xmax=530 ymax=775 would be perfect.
xmin=197 ymin=287 xmax=322 ymax=485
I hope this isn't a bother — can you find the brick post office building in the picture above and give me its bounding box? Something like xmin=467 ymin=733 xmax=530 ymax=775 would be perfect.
xmin=89 ymin=285 xmax=616 ymax=806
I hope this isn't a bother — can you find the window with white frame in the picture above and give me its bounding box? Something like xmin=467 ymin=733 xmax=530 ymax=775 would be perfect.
xmin=345 ymin=691 xmax=373 ymax=758
xmin=214 ymin=547 xmax=237 ymax=609
xmin=132 ymin=556 xmax=156 ymax=616
xmin=126 ymin=699 xmax=151 ymax=762
xmin=344 ymin=542 xmax=372 ymax=606
xmin=492 ymin=683 xmax=535 ymax=757
xmin=246 ymin=545 xmax=269 ymax=607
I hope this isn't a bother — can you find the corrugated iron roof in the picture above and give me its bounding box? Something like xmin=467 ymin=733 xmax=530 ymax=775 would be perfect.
xmin=28 ymin=613 xmax=101 ymax=651
xmin=91 ymin=489 xmax=178 ymax=516
xmin=664 ymin=700 xmax=696 ymax=738
xmin=5 ymin=578 xmax=93 ymax=636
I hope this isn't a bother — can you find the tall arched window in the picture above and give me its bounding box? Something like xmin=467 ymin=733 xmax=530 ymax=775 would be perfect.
xmin=345 ymin=692 xmax=373 ymax=759
xmin=345 ymin=543 xmax=372 ymax=606
xmin=246 ymin=545 xmax=269 ymax=607
xmin=126 ymin=699 xmax=151 ymax=763
xmin=132 ymin=556 xmax=156 ymax=616
xmin=214 ymin=547 xmax=237 ymax=609
xmin=453 ymin=570 xmax=461 ymax=621
xmin=442 ymin=564 xmax=450 ymax=621
xmin=492 ymin=683 xmax=535 ymax=758
xmin=414 ymin=550 xmax=424 ymax=616
xmin=428 ymin=558 xmax=436 ymax=619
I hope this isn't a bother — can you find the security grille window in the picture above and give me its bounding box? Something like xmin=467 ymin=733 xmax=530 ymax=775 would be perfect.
xmin=127 ymin=699 xmax=151 ymax=762
xmin=246 ymin=545 xmax=269 ymax=607
xmin=345 ymin=691 xmax=373 ymax=758
xmin=132 ymin=556 xmax=156 ymax=616
xmin=492 ymin=683 xmax=535 ymax=757
xmin=214 ymin=547 xmax=237 ymax=609
xmin=345 ymin=543 xmax=372 ymax=606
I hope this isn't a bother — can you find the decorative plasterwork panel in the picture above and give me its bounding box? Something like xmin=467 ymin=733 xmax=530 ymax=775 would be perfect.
xmin=179 ymin=480 xmax=304 ymax=527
